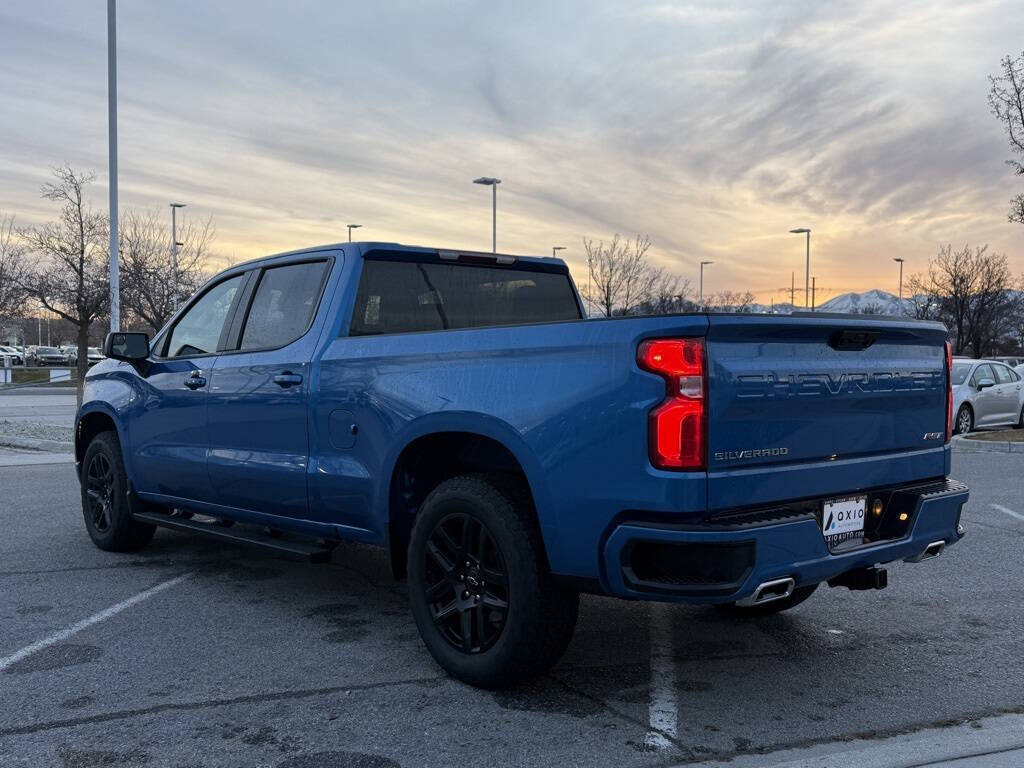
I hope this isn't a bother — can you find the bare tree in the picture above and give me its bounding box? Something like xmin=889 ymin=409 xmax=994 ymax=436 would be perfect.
xmin=907 ymin=244 xmax=1022 ymax=356
xmin=20 ymin=167 xmax=109 ymax=388
xmin=120 ymin=208 xmax=214 ymax=331
xmin=989 ymin=50 xmax=1024 ymax=224
xmin=965 ymin=250 xmax=1020 ymax=356
xmin=0 ymin=213 xmax=29 ymax=322
xmin=707 ymin=290 xmax=757 ymax=313
xmin=582 ymin=234 xmax=686 ymax=316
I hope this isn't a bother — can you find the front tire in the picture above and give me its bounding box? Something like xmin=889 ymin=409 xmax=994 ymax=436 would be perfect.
xmin=407 ymin=474 xmax=579 ymax=688
xmin=80 ymin=431 xmax=155 ymax=552
xmin=954 ymin=405 xmax=973 ymax=435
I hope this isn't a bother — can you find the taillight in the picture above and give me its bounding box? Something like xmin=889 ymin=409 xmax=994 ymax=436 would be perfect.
xmin=944 ymin=340 xmax=953 ymax=443
xmin=637 ymin=338 xmax=706 ymax=470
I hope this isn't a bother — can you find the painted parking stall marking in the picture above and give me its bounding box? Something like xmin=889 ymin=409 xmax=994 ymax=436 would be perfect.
xmin=0 ymin=572 xmax=192 ymax=673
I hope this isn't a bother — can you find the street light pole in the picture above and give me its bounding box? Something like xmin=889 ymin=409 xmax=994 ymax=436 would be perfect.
xmin=107 ymin=0 xmax=120 ymax=332
xmin=347 ymin=224 xmax=362 ymax=242
xmin=170 ymin=203 xmax=185 ymax=312
xmin=699 ymin=261 xmax=713 ymax=309
xmin=789 ymin=228 xmax=811 ymax=309
xmin=472 ymin=177 xmax=501 ymax=253
xmin=551 ymin=246 xmax=566 ymax=258
xmin=893 ymin=257 xmax=905 ymax=303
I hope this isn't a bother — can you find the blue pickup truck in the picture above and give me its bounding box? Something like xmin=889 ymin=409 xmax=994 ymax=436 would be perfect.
xmin=76 ymin=242 xmax=968 ymax=687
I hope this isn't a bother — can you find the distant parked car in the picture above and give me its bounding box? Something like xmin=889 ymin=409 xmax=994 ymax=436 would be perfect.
xmin=993 ymin=355 xmax=1023 ymax=368
xmin=33 ymin=346 xmax=65 ymax=366
xmin=63 ymin=346 xmax=106 ymax=366
xmin=951 ymin=358 xmax=1024 ymax=434
xmin=0 ymin=345 xmax=23 ymax=365
xmin=1015 ymin=363 xmax=1024 ymax=379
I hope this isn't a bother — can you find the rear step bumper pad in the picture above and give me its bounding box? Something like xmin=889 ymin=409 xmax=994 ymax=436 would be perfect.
xmin=601 ymin=481 xmax=968 ymax=604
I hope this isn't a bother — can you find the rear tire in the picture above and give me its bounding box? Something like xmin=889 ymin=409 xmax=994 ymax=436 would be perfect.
xmin=718 ymin=583 xmax=818 ymax=616
xmin=407 ymin=473 xmax=579 ymax=688
xmin=1014 ymin=405 xmax=1023 ymax=429
xmin=954 ymin=405 xmax=973 ymax=435
xmin=80 ymin=431 xmax=155 ymax=552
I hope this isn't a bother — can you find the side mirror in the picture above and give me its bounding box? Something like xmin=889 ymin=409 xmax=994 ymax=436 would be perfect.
xmin=977 ymin=378 xmax=995 ymax=390
xmin=104 ymin=332 xmax=149 ymax=362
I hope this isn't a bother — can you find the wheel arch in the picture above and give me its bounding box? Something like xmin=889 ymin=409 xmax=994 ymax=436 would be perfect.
xmin=383 ymin=415 xmax=552 ymax=579
xmin=76 ymin=405 xmax=124 ymax=468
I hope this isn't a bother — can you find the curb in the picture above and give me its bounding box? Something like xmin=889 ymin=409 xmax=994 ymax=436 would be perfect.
xmin=0 ymin=434 xmax=74 ymax=454
xmin=952 ymin=435 xmax=1024 ymax=454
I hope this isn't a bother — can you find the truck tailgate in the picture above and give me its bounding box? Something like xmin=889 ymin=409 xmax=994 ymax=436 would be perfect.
xmin=705 ymin=314 xmax=949 ymax=512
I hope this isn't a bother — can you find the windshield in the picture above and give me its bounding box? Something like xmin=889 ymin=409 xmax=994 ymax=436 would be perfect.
xmin=951 ymin=362 xmax=972 ymax=385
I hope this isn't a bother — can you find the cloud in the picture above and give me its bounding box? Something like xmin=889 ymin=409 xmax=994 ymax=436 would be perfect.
xmin=0 ymin=0 xmax=1022 ymax=303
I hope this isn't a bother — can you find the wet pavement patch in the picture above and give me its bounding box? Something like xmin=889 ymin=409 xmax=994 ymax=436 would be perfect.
xmin=5 ymin=644 xmax=103 ymax=675
xmin=276 ymin=752 xmax=400 ymax=768
xmin=15 ymin=604 xmax=53 ymax=615
xmin=59 ymin=695 xmax=96 ymax=709
xmin=56 ymin=746 xmax=150 ymax=767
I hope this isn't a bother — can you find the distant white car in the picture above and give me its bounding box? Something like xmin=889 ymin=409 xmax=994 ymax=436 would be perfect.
xmin=1016 ymin=363 xmax=1024 ymax=379
xmin=951 ymin=358 xmax=1024 ymax=434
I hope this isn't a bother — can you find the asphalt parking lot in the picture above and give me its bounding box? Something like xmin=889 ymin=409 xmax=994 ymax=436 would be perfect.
xmin=1 ymin=448 xmax=1023 ymax=767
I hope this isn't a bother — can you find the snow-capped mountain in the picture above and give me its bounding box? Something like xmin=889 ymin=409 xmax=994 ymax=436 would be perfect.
xmin=817 ymin=290 xmax=912 ymax=315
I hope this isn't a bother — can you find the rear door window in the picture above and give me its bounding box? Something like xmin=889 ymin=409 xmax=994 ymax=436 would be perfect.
xmin=349 ymin=259 xmax=580 ymax=336
xmin=239 ymin=261 xmax=329 ymax=350
xmin=993 ymin=364 xmax=1014 ymax=385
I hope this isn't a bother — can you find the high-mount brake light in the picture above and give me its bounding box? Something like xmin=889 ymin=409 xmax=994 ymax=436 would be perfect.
xmin=637 ymin=338 xmax=706 ymax=470
xmin=944 ymin=340 xmax=953 ymax=443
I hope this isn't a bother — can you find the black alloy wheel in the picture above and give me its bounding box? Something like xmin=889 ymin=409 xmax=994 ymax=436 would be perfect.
xmin=84 ymin=452 xmax=115 ymax=534
xmin=423 ymin=512 xmax=509 ymax=654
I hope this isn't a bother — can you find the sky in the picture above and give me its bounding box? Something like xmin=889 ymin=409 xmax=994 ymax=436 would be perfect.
xmin=1 ymin=0 xmax=1023 ymax=307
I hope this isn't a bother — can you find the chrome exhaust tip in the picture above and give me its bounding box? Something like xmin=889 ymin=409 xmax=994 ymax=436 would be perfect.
xmin=905 ymin=539 xmax=945 ymax=563
xmin=736 ymin=577 xmax=795 ymax=607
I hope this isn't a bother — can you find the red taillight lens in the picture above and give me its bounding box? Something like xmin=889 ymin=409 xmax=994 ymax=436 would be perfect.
xmin=944 ymin=340 xmax=953 ymax=443
xmin=638 ymin=338 xmax=706 ymax=470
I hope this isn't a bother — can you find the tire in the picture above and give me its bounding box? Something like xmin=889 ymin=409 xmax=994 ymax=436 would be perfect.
xmin=80 ymin=431 xmax=155 ymax=552
xmin=954 ymin=404 xmax=973 ymax=435
xmin=407 ymin=473 xmax=579 ymax=689
xmin=718 ymin=583 xmax=818 ymax=616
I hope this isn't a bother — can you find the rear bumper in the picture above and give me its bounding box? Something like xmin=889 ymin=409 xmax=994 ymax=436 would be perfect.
xmin=601 ymin=479 xmax=968 ymax=604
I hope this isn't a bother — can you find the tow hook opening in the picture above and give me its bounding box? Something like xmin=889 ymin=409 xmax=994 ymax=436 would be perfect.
xmin=828 ymin=565 xmax=888 ymax=591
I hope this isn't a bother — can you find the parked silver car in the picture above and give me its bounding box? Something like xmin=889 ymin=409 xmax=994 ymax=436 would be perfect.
xmin=951 ymin=358 xmax=1024 ymax=434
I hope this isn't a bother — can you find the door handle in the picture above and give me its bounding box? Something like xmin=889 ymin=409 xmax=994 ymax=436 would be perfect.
xmin=273 ymin=372 xmax=303 ymax=388
xmin=184 ymin=371 xmax=207 ymax=390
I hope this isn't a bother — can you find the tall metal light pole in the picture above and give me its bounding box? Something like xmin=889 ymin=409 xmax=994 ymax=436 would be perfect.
xmin=551 ymin=246 xmax=566 ymax=258
xmin=789 ymin=228 xmax=811 ymax=309
xmin=893 ymin=257 xmax=904 ymax=303
xmin=811 ymin=276 xmax=816 ymax=311
xmin=472 ymin=177 xmax=501 ymax=253
xmin=170 ymin=203 xmax=185 ymax=311
xmin=107 ymin=0 xmax=120 ymax=332
xmin=347 ymin=224 xmax=361 ymax=242
xmin=699 ymin=261 xmax=713 ymax=309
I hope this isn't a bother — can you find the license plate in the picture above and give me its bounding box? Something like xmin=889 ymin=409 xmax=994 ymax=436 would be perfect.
xmin=822 ymin=495 xmax=866 ymax=550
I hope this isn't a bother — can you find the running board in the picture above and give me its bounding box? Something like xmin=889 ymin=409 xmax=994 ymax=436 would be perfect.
xmin=133 ymin=511 xmax=336 ymax=563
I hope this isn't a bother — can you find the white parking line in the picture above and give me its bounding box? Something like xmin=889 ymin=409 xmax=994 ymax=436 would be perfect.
xmin=644 ymin=603 xmax=678 ymax=748
xmin=0 ymin=572 xmax=191 ymax=672
xmin=992 ymin=504 xmax=1024 ymax=522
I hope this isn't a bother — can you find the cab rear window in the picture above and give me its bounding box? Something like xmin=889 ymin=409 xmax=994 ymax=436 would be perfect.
xmin=349 ymin=259 xmax=581 ymax=336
